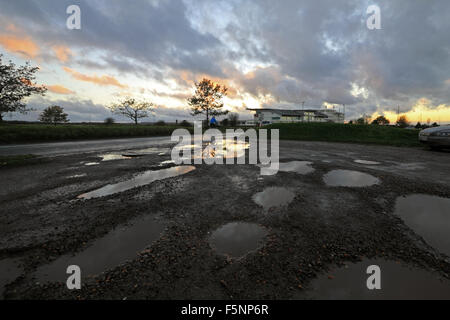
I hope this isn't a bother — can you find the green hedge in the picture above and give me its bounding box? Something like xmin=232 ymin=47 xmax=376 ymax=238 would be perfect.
xmin=0 ymin=124 xmax=192 ymax=144
xmin=266 ymin=122 xmax=420 ymax=147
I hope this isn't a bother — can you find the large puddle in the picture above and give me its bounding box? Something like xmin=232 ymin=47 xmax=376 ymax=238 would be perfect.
xmin=323 ymin=170 xmax=380 ymax=187
xmin=303 ymin=259 xmax=450 ymax=299
xmin=35 ymin=216 xmax=165 ymax=283
xmin=260 ymin=161 xmax=315 ymax=176
xmin=252 ymin=187 xmax=295 ymax=212
xmin=394 ymin=194 xmax=450 ymax=256
xmin=0 ymin=258 xmax=21 ymax=298
xmin=175 ymin=139 xmax=249 ymax=161
xmin=78 ymin=166 xmax=195 ymax=199
xmin=209 ymin=222 xmax=268 ymax=258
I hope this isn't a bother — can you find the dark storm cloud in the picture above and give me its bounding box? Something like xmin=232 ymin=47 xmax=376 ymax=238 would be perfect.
xmin=2 ymin=0 xmax=449 ymax=121
xmin=0 ymin=0 xmax=222 ymax=77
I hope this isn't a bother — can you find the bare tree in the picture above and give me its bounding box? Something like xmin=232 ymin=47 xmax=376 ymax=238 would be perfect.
xmin=188 ymin=78 xmax=228 ymax=124
xmin=108 ymin=97 xmax=153 ymax=124
xmin=0 ymin=54 xmax=47 ymax=122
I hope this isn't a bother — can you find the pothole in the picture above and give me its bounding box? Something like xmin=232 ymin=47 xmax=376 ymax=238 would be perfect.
xmin=323 ymin=170 xmax=380 ymax=187
xmin=394 ymin=194 xmax=450 ymax=256
xmin=84 ymin=162 xmax=100 ymax=166
xmin=78 ymin=166 xmax=195 ymax=199
xmin=34 ymin=216 xmax=165 ymax=283
xmin=252 ymin=187 xmax=295 ymax=212
xmin=302 ymin=259 xmax=450 ymax=299
xmin=209 ymin=222 xmax=268 ymax=258
xmin=66 ymin=173 xmax=87 ymax=179
xmin=354 ymin=160 xmax=381 ymax=165
xmin=99 ymin=154 xmax=133 ymax=161
xmin=260 ymin=161 xmax=315 ymax=175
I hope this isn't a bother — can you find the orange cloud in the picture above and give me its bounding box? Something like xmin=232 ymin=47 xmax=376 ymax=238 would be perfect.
xmin=6 ymin=23 xmax=21 ymax=33
xmin=176 ymin=69 xmax=238 ymax=98
xmin=52 ymin=45 xmax=72 ymax=63
xmin=47 ymin=85 xmax=75 ymax=95
xmin=0 ymin=34 xmax=39 ymax=59
xmin=63 ymin=67 xmax=128 ymax=88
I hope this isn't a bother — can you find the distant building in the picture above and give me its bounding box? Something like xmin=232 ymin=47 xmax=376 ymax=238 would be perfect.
xmin=247 ymin=108 xmax=344 ymax=124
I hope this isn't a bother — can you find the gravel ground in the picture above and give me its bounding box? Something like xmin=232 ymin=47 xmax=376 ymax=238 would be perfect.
xmin=0 ymin=140 xmax=449 ymax=299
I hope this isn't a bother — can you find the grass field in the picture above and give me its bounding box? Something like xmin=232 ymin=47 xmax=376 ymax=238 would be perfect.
xmin=0 ymin=122 xmax=421 ymax=147
xmin=0 ymin=123 xmax=192 ymax=144
xmin=266 ymin=122 xmax=421 ymax=147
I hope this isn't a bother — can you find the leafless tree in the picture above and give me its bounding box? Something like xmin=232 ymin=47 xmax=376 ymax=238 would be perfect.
xmin=108 ymin=97 xmax=154 ymax=124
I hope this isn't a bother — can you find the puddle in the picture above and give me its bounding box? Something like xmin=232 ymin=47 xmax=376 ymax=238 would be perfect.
xmin=100 ymin=154 xmax=133 ymax=161
xmin=209 ymin=222 xmax=268 ymax=258
xmin=354 ymin=160 xmax=380 ymax=165
xmin=78 ymin=166 xmax=195 ymax=199
xmin=35 ymin=216 xmax=165 ymax=283
xmin=260 ymin=161 xmax=314 ymax=176
xmin=302 ymin=259 xmax=450 ymax=299
xmin=84 ymin=162 xmax=100 ymax=166
xmin=160 ymin=160 xmax=175 ymax=166
xmin=0 ymin=258 xmax=21 ymax=298
xmin=66 ymin=173 xmax=87 ymax=179
xmin=323 ymin=170 xmax=380 ymax=187
xmin=175 ymin=139 xmax=249 ymax=161
xmin=394 ymin=194 xmax=450 ymax=256
xmin=252 ymin=187 xmax=295 ymax=212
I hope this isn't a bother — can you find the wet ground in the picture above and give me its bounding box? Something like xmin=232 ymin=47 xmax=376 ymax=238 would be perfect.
xmin=0 ymin=139 xmax=449 ymax=299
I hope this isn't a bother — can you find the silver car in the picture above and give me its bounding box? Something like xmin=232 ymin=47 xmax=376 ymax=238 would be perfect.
xmin=419 ymin=125 xmax=450 ymax=149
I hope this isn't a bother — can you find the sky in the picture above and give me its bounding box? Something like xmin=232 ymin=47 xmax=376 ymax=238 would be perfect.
xmin=0 ymin=0 xmax=449 ymax=124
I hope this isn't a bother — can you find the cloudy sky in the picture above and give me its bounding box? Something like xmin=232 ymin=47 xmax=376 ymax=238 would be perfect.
xmin=1 ymin=0 xmax=449 ymax=123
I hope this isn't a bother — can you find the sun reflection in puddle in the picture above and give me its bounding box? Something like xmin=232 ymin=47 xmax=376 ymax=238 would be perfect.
xmin=78 ymin=166 xmax=195 ymax=199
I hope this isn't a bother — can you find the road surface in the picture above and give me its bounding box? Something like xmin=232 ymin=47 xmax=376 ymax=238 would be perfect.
xmin=0 ymin=136 xmax=173 ymax=156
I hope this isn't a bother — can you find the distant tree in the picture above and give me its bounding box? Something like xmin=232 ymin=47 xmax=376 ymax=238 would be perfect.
xmin=0 ymin=54 xmax=47 ymax=122
xmin=104 ymin=117 xmax=115 ymax=125
xmin=221 ymin=118 xmax=229 ymax=126
xmin=415 ymin=122 xmax=422 ymax=129
xmin=39 ymin=105 xmax=69 ymax=125
xmin=108 ymin=97 xmax=153 ymax=125
xmin=431 ymin=122 xmax=439 ymax=127
xmin=396 ymin=115 xmax=409 ymax=128
xmin=228 ymin=113 xmax=239 ymax=127
xmin=155 ymin=120 xmax=166 ymax=126
xmin=180 ymin=120 xmax=191 ymax=127
xmin=188 ymin=78 xmax=228 ymax=124
xmin=356 ymin=117 xmax=366 ymax=125
xmin=348 ymin=120 xmax=354 ymax=124
xmin=371 ymin=115 xmax=390 ymax=125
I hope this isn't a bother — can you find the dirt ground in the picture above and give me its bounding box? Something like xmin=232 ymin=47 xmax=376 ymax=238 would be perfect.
xmin=1 ymin=140 xmax=449 ymax=299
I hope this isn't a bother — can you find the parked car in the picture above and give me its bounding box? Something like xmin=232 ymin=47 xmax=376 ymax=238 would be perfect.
xmin=419 ymin=125 xmax=450 ymax=149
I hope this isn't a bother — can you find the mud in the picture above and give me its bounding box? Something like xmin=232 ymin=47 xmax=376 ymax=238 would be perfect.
xmin=0 ymin=139 xmax=450 ymax=299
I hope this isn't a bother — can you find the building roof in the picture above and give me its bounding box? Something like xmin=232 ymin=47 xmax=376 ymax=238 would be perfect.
xmin=246 ymin=108 xmax=330 ymax=118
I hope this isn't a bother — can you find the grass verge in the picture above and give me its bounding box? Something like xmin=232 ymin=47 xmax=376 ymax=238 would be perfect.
xmin=265 ymin=122 xmax=421 ymax=147
xmin=0 ymin=124 xmax=192 ymax=144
